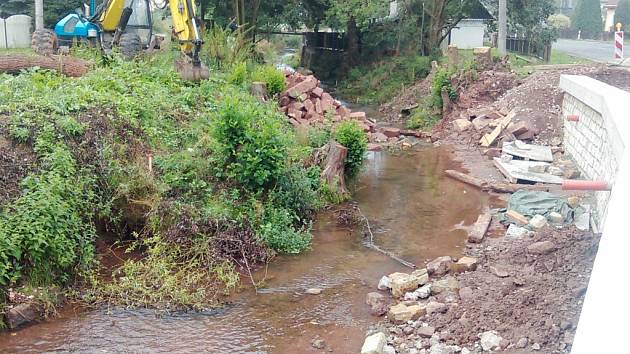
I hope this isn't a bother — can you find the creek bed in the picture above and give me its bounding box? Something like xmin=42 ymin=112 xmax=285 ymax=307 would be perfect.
xmin=0 ymin=147 xmax=488 ymax=353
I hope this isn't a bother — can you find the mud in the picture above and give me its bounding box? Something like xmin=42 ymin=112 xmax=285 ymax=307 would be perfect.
xmin=0 ymin=147 xmax=490 ymax=353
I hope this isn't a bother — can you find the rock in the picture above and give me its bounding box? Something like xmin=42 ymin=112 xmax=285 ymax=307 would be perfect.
xmin=453 ymin=119 xmax=472 ymax=132
xmin=366 ymin=292 xmax=389 ymax=316
xmin=547 ymin=166 xmax=563 ymax=176
xmin=560 ymin=320 xmax=573 ymax=330
xmin=404 ymin=291 xmax=420 ymax=301
xmin=311 ymin=338 xmax=326 ymax=349
xmin=489 ymin=265 xmax=509 ymax=278
xmin=531 ymin=342 xmax=541 ymax=350
xmin=415 ymin=284 xmax=432 ymax=299
xmin=461 ymin=348 xmax=471 ymax=354
xmin=483 ymin=148 xmax=502 ymax=158
xmin=382 ymin=127 xmax=401 ymax=138
xmin=361 ymin=332 xmax=387 ymax=354
xmin=432 ymin=276 xmax=459 ymax=294
xmin=563 ymin=168 xmax=580 ymax=179
xmin=548 ymin=212 xmax=564 ymax=223
xmin=527 ymin=241 xmax=556 ymax=255
xmin=5 ymin=303 xmax=40 ymax=329
xmin=550 ymin=136 xmax=562 ymax=146
xmin=411 ymin=268 xmax=430 ymax=285
xmin=426 ymin=301 xmax=447 ymax=315
xmin=311 ymin=86 xmax=324 ymax=97
xmin=459 ymin=287 xmax=474 ymax=302
xmin=506 ymin=210 xmax=528 ymax=225
xmin=372 ymin=132 xmax=389 ymax=143
xmin=403 ymin=326 xmax=415 ymax=335
xmin=472 ymin=117 xmax=493 ymax=131
xmin=505 ymin=224 xmax=531 ymax=239
xmin=452 ymin=256 xmax=477 ymax=273
xmin=368 ymin=143 xmax=382 ymax=152
xmin=508 ymin=121 xmax=533 ymax=136
xmin=574 ymin=207 xmax=590 ymax=231
xmin=426 ymin=256 xmax=453 ymax=276
xmin=306 ymin=288 xmax=322 ymax=295
xmin=378 ymin=276 xmax=391 ymax=290
xmin=500 ymin=154 xmax=513 ymax=163
xmin=388 ymin=303 xmax=426 ymax=324
xmin=528 ymin=214 xmax=547 ymax=230
xmin=389 ymin=271 xmax=427 ymax=297
xmin=417 ymin=326 xmax=436 ymax=338
xmin=383 ymin=345 xmax=396 ymax=354
xmin=479 ymin=331 xmax=503 ymax=351
xmin=516 ymin=337 xmax=528 ymax=348
xmin=567 ymin=196 xmax=580 ymax=209
xmin=348 ymin=111 xmax=367 ymax=120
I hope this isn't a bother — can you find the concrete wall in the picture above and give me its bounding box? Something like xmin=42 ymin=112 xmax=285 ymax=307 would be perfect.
xmin=560 ymin=75 xmax=630 ymax=353
xmin=1 ymin=15 xmax=32 ymax=49
xmin=450 ymin=19 xmax=485 ymax=50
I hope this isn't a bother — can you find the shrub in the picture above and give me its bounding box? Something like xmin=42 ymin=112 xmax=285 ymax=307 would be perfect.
xmin=548 ymin=14 xmax=571 ymax=30
xmin=334 ymin=120 xmax=367 ymax=179
xmin=258 ymin=204 xmax=312 ymax=254
xmin=228 ymin=62 xmax=247 ymax=85
xmin=0 ymin=147 xmax=95 ymax=286
xmin=431 ymin=68 xmax=456 ymax=108
xmin=204 ymin=25 xmax=253 ymax=68
xmin=251 ymin=65 xmax=286 ymax=96
xmin=406 ymin=106 xmax=440 ymax=130
xmin=211 ymin=94 xmax=289 ymax=191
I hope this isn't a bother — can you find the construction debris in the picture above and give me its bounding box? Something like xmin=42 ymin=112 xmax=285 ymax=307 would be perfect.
xmin=502 ymin=141 xmax=553 ymax=162
xmin=493 ymin=158 xmax=563 ymax=184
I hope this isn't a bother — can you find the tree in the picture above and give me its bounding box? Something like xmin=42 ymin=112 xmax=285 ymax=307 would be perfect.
xmin=0 ymin=0 xmax=30 ymax=18
xmin=0 ymin=0 xmax=82 ymax=27
xmin=572 ymin=0 xmax=603 ymax=39
xmin=615 ymin=0 xmax=630 ymax=30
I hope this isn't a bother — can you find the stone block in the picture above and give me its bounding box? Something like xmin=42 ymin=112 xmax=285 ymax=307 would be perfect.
xmin=426 ymin=256 xmax=453 ymax=276
xmin=452 ymin=256 xmax=478 ymax=273
xmin=382 ymin=127 xmax=401 ymax=138
xmin=361 ymin=332 xmax=387 ymax=354
xmin=388 ymin=303 xmax=426 ymax=323
xmin=453 ymin=119 xmax=472 ymax=132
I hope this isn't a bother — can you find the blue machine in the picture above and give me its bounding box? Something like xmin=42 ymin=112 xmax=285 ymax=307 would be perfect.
xmin=53 ymin=0 xmax=100 ymax=43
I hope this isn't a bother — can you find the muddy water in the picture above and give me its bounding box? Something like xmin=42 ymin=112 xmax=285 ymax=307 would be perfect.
xmin=0 ymin=148 xmax=488 ymax=354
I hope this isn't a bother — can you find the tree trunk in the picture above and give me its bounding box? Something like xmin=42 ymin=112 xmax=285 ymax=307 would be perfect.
xmin=320 ymin=141 xmax=348 ymax=195
xmin=345 ymin=17 xmax=360 ymax=68
xmin=0 ymin=54 xmax=91 ymax=77
xmin=250 ymin=81 xmax=268 ymax=101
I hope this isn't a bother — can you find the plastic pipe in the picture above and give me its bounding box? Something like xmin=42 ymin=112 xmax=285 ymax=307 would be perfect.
xmin=567 ymin=114 xmax=579 ymax=122
xmin=562 ymin=180 xmax=611 ymax=191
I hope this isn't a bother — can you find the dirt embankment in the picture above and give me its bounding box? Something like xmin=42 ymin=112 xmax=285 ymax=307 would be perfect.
xmin=362 ymin=64 xmax=630 ymax=354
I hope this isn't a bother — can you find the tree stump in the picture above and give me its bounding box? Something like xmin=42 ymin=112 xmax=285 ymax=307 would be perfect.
xmin=0 ymin=54 xmax=91 ymax=77
xmin=250 ymin=81 xmax=268 ymax=101
xmin=447 ymin=44 xmax=458 ymax=69
xmin=320 ymin=140 xmax=348 ymax=195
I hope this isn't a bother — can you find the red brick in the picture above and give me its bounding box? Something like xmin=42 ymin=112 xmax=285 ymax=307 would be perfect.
xmin=336 ymin=105 xmax=351 ymax=118
xmin=304 ymin=99 xmax=314 ymax=113
xmin=348 ymin=111 xmax=367 ymax=120
xmin=311 ymin=87 xmax=324 ymax=97
xmin=314 ymin=99 xmax=323 ymax=115
xmin=288 ymin=108 xmax=303 ymax=119
xmin=382 ymin=127 xmax=401 ymax=138
xmin=286 ymin=76 xmax=318 ymax=98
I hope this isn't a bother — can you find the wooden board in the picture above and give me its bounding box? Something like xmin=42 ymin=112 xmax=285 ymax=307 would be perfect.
xmin=493 ymin=158 xmax=563 ymax=184
xmin=468 ymin=212 xmax=492 ymax=243
xmin=502 ymin=141 xmax=553 ymax=162
xmin=479 ymin=111 xmax=514 ymax=147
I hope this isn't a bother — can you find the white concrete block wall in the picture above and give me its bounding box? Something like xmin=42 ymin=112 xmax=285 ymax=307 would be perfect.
xmin=560 ymin=75 xmax=630 ymax=353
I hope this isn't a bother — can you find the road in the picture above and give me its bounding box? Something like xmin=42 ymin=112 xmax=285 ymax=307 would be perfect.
xmin=553 ymin=38 xmax=618 ymax=62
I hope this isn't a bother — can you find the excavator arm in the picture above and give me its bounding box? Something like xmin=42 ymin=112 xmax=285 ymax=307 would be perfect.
xmin=167 ymin=0 xmax=209 ymax=80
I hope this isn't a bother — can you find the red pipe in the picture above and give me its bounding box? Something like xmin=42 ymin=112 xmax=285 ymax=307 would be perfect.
xmin=567 ymin=114 xmax=579 ymax=122
xmin=562 ymin=180 xmax=611 ymax=191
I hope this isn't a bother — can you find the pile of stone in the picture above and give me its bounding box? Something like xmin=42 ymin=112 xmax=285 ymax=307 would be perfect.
xmin=279 ymin=71 xmax=375 ymax=132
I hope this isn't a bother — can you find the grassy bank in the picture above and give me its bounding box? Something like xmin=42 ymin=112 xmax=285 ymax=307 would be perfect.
xmin=336 ymin=54 xmax=433 ymax=105
xmin=0 ymin=34 xmax=365 ymax=325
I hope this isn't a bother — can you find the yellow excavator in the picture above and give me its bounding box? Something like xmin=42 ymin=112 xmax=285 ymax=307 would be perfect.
xmin=32 ymin=0 xmax=209 ymax=80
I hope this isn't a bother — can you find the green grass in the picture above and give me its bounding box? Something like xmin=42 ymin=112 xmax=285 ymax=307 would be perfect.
xmin=337 ymin=54 xmax=432 ymax=105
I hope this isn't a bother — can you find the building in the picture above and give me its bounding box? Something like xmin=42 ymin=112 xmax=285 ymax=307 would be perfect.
xmin=602 ymin=0 xmax=618 ymax=31
xmin=448 ymin=0 xmax=494 ymax=49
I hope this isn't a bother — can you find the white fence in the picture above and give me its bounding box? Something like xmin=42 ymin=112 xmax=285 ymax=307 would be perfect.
xmin=1 ymin=15 xmax=32 ymax=49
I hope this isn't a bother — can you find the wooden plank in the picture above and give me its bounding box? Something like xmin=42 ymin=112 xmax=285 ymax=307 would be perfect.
xmin=502 ymin=141 xmax=553 ymax=162
xmin=493 ymin=158 xmax=563 ymax=184
xmin=480 ymin=111 xmax=514 ymax=147
xmin=468 ymin=212 xmax=492 ymax=243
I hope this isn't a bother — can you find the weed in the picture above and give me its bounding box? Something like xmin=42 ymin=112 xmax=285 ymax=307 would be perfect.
xmin=431 ymin=68 xmax=456 ymax=108
xmin=334 ymin=121 xmax=368 ymax=180
xmin=251 ymin=65 xmax=286 ymax=96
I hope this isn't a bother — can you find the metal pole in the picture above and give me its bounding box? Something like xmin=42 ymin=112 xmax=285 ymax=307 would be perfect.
xmin=498 ymin=0 xmax=506 ymax=55
xmin=34 ymin=0 xmax=44 ymax=30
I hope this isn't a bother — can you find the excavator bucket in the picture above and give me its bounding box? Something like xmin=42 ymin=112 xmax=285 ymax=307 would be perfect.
xmin=175 ymin=57 xmax=210 ymax=81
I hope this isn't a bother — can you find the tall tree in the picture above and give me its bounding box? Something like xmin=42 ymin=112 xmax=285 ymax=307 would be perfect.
xmin=572 ymin=0 xmax=603 ymax=39
xmin=615 ymin=0 xmax=630 ymax=29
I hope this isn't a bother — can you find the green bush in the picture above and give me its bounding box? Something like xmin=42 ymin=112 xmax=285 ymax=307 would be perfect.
xmin=406 ymin=106 xmax=440 ymax=130
xmin=0 ymin=147 xmax=95 ymax=286
xmin=211 ymin=94 xmax=289 ymax=191
xmin=258 ymin=204 xmax=311 ymax=254
xmin=251 ymin=65 xmax=286 ymax=96
xmin=431 ymin=68 xmax=456 ymax=108
xmin=334 ymin=120 xmax=367 ymax=179
xmin=228 ymin=62 xmax=248 ymax=85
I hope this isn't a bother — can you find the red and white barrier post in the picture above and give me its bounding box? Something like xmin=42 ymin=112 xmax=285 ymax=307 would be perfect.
xmin=614 ymin=23 xmax=624 ymax=59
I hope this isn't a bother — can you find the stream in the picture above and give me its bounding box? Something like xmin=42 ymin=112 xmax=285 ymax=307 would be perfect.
xmin=0 ymin=146 xmax=489 ymax=353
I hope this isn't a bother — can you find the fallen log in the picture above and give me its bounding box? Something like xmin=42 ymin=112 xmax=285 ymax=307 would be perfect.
xmin=444 ymin=169 xmax=558 ymax=194
xmin=320 ymin=141 xmax=349 ymax=195
xmin=0 ymin=54 xmax=91 ymax=77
